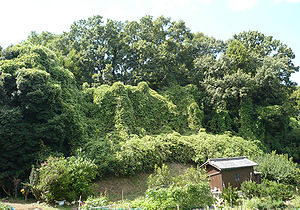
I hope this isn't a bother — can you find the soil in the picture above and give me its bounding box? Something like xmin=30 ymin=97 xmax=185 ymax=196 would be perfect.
xmin=1 ymin=201 xmax=77 ymax=210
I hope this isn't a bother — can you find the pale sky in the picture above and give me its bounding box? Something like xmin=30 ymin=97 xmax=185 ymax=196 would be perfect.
xmin=1 ymin=0 xmax=300 ymax=84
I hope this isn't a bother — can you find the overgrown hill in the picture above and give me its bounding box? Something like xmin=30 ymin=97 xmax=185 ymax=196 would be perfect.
xmin=0 ymin=15 xmax=299 ymax=196
xmin=0 ymin=42 xmax=262 ymax=184
xmin=84 ymin=82 xmax=203 ymax=138
xmin=81 ymin=81 xmax=262 ymax=176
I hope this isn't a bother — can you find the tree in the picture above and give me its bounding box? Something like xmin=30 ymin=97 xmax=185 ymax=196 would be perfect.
xmin=0 ymin=43 xmax=86 ymax=193
xmin=194 ymin=31 xmax=299 ymax=162
xmin=35 ymin=15 xmax=222 ymax=88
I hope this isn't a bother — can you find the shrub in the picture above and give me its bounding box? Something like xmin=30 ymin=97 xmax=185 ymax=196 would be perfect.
xmin=246 ymin=196 xmax=286 ymax=209
xmin=115 ymin=135 xmax=171 ymax=175
xmin=259 ymin=179 xmax=294 ymax=201
xmin=241 ymin=179 xmax=294 ymax=202
xmin=221 ymin=184 xmax=239 ymax=207
xmin=290 ymin=195 xmax=300 ymax=208
xmin=144 ymin=186 xmax=183 ymax=209
xmin=84 ymin=131 xmax=263 ymax=177
xmin=147 ymin=164 xmax=173 ymax=189
xmin=255 ymin=151 xmax=299 ymax=185
xmin=132 ymin=164 xmax=213 ymax=209
xmin=174 ymin=168 xmax=213 ymax=209
xmin=27 ymin=155 xmax=97 ymax=204
xmin=81 ymin=196 xmax=108 ymax=210
xmin=241 ymin=181 xmax=260 ymax=199
xmin=84 ymin=136 xmax=120 ymax=176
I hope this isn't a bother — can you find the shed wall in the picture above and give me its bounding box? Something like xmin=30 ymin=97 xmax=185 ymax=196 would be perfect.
xmin=222 ymin=167 xmax=254 ymax=189
xmin=209 ymin=173 xmax=223 ymax=191
xmin=205 ymin=165 xmax=223 ymax=191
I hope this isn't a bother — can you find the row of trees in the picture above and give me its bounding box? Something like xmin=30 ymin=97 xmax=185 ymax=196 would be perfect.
xmin=26 ymin=15 xmax=299 ymax=156
xmin=27 ymin=15 xmax=224 ymax=87
xmin=0 ymin=15 xmax=299 ymax=195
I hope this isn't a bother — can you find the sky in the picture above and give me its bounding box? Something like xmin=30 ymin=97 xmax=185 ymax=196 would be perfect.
xmin=1 ymin=0 xmax=300 ymax=84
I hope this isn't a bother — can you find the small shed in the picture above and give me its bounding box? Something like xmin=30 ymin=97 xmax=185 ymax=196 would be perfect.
xmin=200 ymin=157 xmax=260 ymax=191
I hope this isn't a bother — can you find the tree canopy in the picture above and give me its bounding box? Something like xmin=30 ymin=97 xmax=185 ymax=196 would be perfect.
xmin=0 ymin=15 xmax=299 ymax=196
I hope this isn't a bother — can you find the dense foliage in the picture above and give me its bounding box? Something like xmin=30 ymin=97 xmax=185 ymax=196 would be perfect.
xmin=221 ymin=184 xmax=239 ymax=206
xmin=0 ymin=15 xmax=299 ymax=197
xmin=0 ymin=44 xmax=87 ymax=194
xmin=245 ymin=196 xmax=287 ymax=209
xmin=255 ymin=152 xmax=300 ymax=185
xmin=241 ymin=179 xmax=295 ymax=201
xmin=81 ymin=196 xmax=109 ymax=210
xmin=24 ymin=16 xmax=299 ymax=161
xmin=241 ymin=179 xmax=296 ymax=209
xmin=84 ymin=131 xmax=262 ymax=176
xmin=130 ymin=164 xmax=213 ymax=209
xmin=26 ymin=155 xmax=97 ymax=203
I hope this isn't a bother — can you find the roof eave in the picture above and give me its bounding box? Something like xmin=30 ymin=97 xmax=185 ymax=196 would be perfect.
xmin=221 ymin=164 xmax=259 ymax=170
xmin=200 ymin=162 xmax=222 ymax=171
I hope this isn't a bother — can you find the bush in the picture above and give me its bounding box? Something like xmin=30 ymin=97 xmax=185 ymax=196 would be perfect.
xmin=131 ymin=164 xmax=213 ymax=209
xmin=27 ymin=155 xmax=97 ymax=204
xmin=241 ymin=179 xmax=294 ymax=201
xmin=241 ymin=181 xmax=260 ymax=199
xmin=221 ymin=184 xmax=239 ymax=207
xmin=147 ymin=164 xmax=173 ymax=189
xmin=115 ymin=135 xmax=171 ymax=175
xmin=290 ymin=195 xmax=300 ymax=208
xmin=255 ymin=151 xmax=299 ymax=185
xmin=84 ymin=131 xmax=263 ymax=177
xmin=246 ymin=196 xmax=286 ymax=210
xmin=84 ymin=136 xmax=120 ymax=176
xmin=174 ymin=168 xmax=213 ymax=209
xmin=81 ymin=196 xmax=108 ymax=210
xmin=260 ymin=179 xmax=294 ymax=201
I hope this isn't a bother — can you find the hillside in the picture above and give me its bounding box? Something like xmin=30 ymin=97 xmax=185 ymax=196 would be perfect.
xmin=0 ymin=16 xmax=299 ymax=204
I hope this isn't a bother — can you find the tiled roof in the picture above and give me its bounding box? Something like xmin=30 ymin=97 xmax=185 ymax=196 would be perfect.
xmin=201 ymin=157 xmax=258 ymax=170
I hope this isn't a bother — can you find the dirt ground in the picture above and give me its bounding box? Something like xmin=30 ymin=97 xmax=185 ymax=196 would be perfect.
xmin=2 ymin=201 xmax=77 ymax=210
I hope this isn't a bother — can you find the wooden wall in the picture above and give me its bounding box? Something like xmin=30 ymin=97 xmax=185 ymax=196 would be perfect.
xmin=221 ymin=167 xmax=254 ymax=189
xmin=206 ymin=165 xmax=255 ymax=191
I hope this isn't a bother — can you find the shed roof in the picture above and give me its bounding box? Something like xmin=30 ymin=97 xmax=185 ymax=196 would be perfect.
xmin=201 ymin=157 xmax=258 ymax=171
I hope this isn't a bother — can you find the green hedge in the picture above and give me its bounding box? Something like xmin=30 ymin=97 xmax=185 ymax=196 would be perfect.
xmin=84 ymin=131 xmax=263 ymax=176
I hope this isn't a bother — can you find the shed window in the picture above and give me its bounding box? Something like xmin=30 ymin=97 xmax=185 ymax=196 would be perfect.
xmin=234 ymin=173 xmax=240 ymax=181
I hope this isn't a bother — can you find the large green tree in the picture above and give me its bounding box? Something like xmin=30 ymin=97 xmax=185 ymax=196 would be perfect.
xmin=0 ymin=44 xmax=85 ymax=191
xmin=196 ymin=31 xmax=299 ymax=157
xmin=28 ymin=16 xmax=223 ymax=89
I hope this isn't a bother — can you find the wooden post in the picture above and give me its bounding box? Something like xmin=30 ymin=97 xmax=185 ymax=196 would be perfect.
xmin=13 ymin=177 xmax=21 ymax=198
xmin=122 ymin=189 xmax=123 ymax=201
